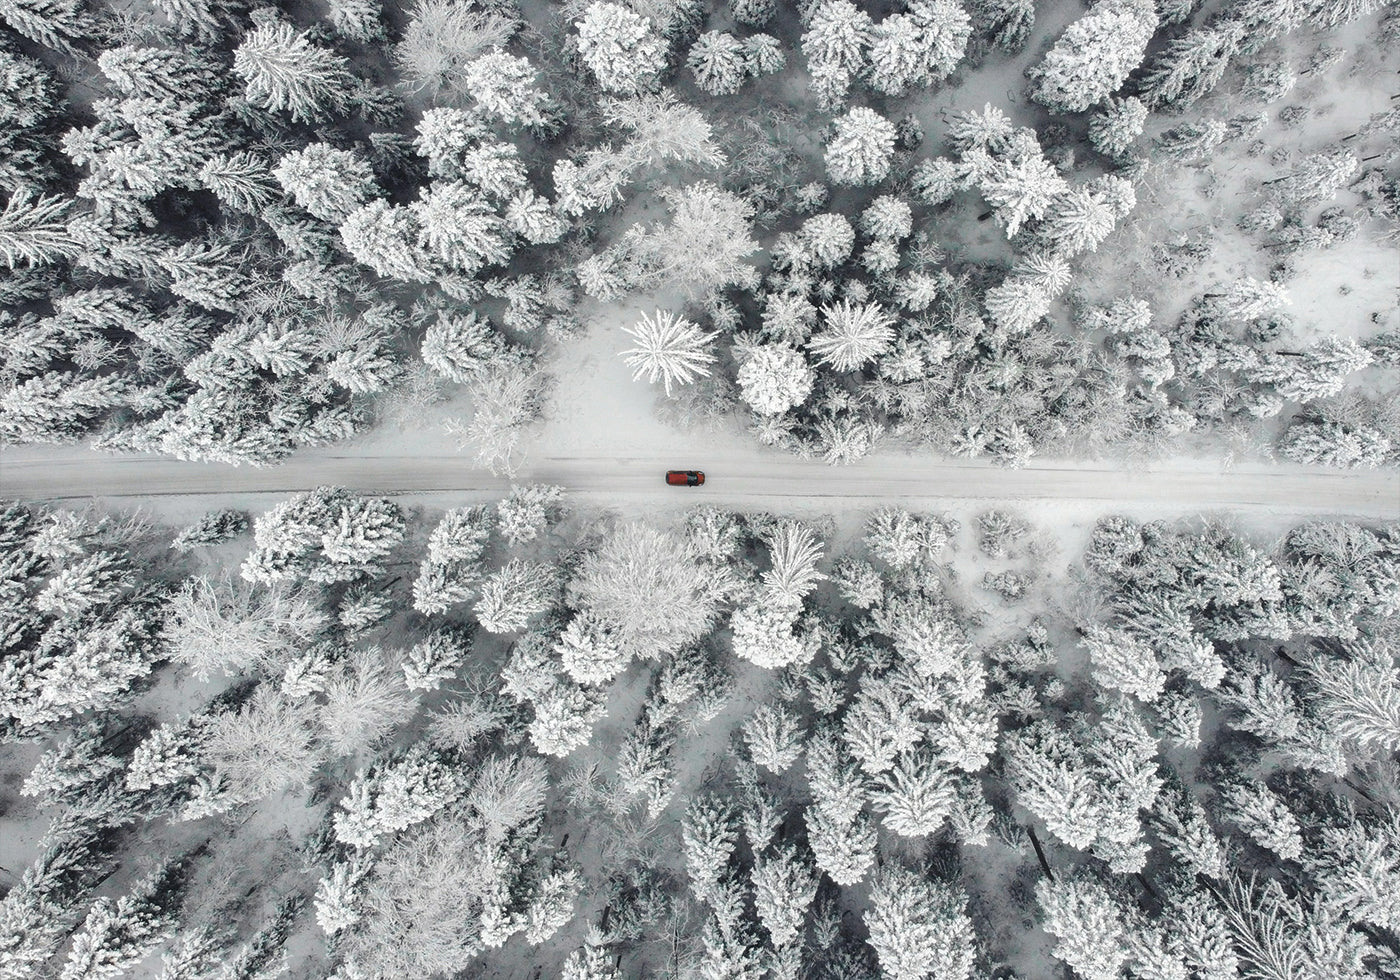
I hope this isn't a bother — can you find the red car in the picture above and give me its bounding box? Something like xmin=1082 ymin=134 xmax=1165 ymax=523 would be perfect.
xmin=666 ymin=470 xmax=705 ymax=486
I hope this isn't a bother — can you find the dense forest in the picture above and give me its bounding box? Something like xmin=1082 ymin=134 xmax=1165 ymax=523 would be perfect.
xmin=0 ymin=0 xmax=1396 ymax=471
xmin=2 ymin=0 xmax=1398 ymax=977
xmin=0 ymin=490 xmax=1397 ymax=978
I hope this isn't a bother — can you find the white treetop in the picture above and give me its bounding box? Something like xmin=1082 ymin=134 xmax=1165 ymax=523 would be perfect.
xmin=736 ymin=343 xmax=816 ymax=415
xmin=825 ymin=107 xmax=897 ymax=185
xmin=808 ymin=299 xmax=894 ymax=371
xmin=575 ymin=2 xmax=667 ymax=95
xmin=618 ymin=309 xmax=717 ymax=397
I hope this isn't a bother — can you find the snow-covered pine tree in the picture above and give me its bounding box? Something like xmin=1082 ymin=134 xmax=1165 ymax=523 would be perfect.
xmin=473 ymin=559 xmax=555 ymax=634
xmin=865 ymin=864 xmax=976 ymax=980
xmin=743 ymin=703 xmax=807 ymax=774
xmin=1035 ymin=875 xmax=1131 ymax=980
xmin=575 ymin=2 xmax=668 ymax=95
xmin=528 ymin=681 xmax=606 ymax=757
xmin=808 ymin=299 xmax=894 ymax=371
xmin=1088 ymin=96 xmax=1148 ymax=158
xmin=804 ymin=803 xmax=877 ymax=886
xmin=1137 ymin=23 xmax=1242 ymax=110
xmin=60 ymin=860 xmax=184 ymax=980
xmin=1030 ymin=0 xmax=1157 ymax=114
xmin=736 ymin=344 xmax=816 ymax=416
xmin=688 ymin=31 xmax=748 ymax=96
xmin=233 ymin=21 xmax=352 ymax=123
xmin=273 ymin=143 xmax=380 ymax=223
xmin=1218 ymin=781 xmax=1303 ymax=860
xmin=1080 ymin=622 xmax=1166 ymax=701
xmin=825 ymin=107 xmax=897 ymax=185
xmin=802 ymin=0 xmax=873 ymax=109
xmin=683 ymin=795 xmax=737 ymax=901
xmin=751 ymin=844 xmax=818 ymax=948
xmin=618 ymin=309 xmax=717 ymax=397
xmin=798 ymin=212 xmax=856 ymax=268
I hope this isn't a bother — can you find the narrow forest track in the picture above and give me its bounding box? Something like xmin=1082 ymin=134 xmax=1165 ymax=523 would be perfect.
xmin=2 ymin=447 xmax=1397 ymax=517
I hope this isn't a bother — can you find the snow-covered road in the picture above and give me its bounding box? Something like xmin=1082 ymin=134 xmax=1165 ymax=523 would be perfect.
xmin=2 ymin=447 xmax=1396 ymax=517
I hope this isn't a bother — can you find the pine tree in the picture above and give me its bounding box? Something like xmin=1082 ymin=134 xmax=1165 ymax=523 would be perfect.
xmin=983 ymin=275 xmax=1051 ymax=333
xmin=825 ymin=107 xmax=897 ymax=185
xmin=1138 ymin=24 xmax=1243 ymax=109
xmin=1303 ymin=645 xmax=1400 ymax=752
xmin=798 ymin=212 xmax=856 ymax=267
xmin=0 ymin=191 xmax=79 ymax=269
xmin=731 ymin=0 xmax=775 ymax=26
xmin=742 ymin=34 xmax=786 ymax=77
xmin=1004 ymin=722 xmax=1103 ymax=850
xmin=240 ymin=487 xmax=405 ymax=585
xmin=171 ymin=510 xmax=248 ymax=551
xmin=752 ymin=845 xmax=817 ymax=948
xmin=575 ymin=2 xmax=668 ymax=95
xmin=683 ymin=795 xmax=737 ymax=900
xmin=554 ymin=611 xmax=627 ymax=686
xmin=60 ymin=861 xmax=183 ymax=980
xmin=1081 ymin=623 xmax=1165 ymax=702
xmin=1154 ymin=119 xmax=1228 ymax=163
xmin=1306 ymin=816 xmax=1400 ymax=933
xmin=273 ymin=143 xmax=380 ymax=223
xmin=977 ymin=144 xmax=1067 ymax=238
xmin=618 ymin=309 xmax=717 ymax=397
xmin=562 ymin=930 xmax=620 ymax=980
xmin=462 ymin=50 xmax=552 ymax=128
xmin=1035 ymin=876 xmax=1130 ymax=980
xmin=412 ymin=182 xmax=512 ymax=276
xmin=831 ymin=556 xmax=884 ymax=608
xmin=420 ymin=311 xmax=505 ymax=384
xmin=688 ymin=31 xmax=748 ymax=96
xmin=340 ymin=200 xmax=435 ymax=283
xmin=233 ymin=21 xmax=353 ymax=123
xmin=743 ymin=703 xmax=807 ymax=773
xmin=524 ymin=867 xmax=582 ymax=944
xmin=864 ymin=508 xmax=951 ymax=570
xmin=736 ymin=344 xmax=815 ymax=416
xmin=871 ymin=747 xmax=957 ymax=839
xmin=21 ymin=724 xmax=122 ymax=808
xmin=1218 ymin=782 xmax=1303 ymax=860
xmin=529 ymin=681 xmax=606 ymax=757
xmin=1281 ymin=420 xmax=1391 ymax=468
xmin=802 ymin=0 xmax=873 ymax=108
xmin=35 ymin=551 xmax=127 ymax=616
xmin=1039 ymin=185 xmax=1122 ymax=257
xmin=860 ymin=195 xmax=914 ymax=240
xmin=1168 ymin=890 xmax=1238 ymax=980
xmin=867 ymin=14 xmax=929 ymax=97
xmin=0 ymin=0 xmax=90 ymax=55
xmin=865 ymin=865 xmax=976 ymax=980
xmin=730 ymin=597 xmax=813 ymax=670
xmin=1030 ymin=0 xmax=1157 ymax=114
xmin=972 ymin=0 xmax=1034 ymax=51
xmin=402 ymin=629 xmax=468 ymax=691
xmin=804 ymin=804 xmax=877 ymax=886
xmin=1088 ymin=96 xmax=1148 ymax=158
xmin=808 ymin=299 xmax=894 ymax=371
xmin=474 ymin=559 xmax=554 ymax=634
xmin=326 ymin=0 xmax=385 ymax=41
xmin=762 ymin=521 xmax=826 ymax=604
xmin=866 ymin=0 xmax=971 ymax=96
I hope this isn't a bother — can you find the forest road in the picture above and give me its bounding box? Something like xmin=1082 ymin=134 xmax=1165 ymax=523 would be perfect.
xmin=2 ymin=447 xmax=1398 ymax=517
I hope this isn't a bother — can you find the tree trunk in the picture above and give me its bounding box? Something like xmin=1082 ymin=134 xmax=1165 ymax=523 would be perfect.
xmin=1027 ymin=826 xmax=1054 ymax=880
